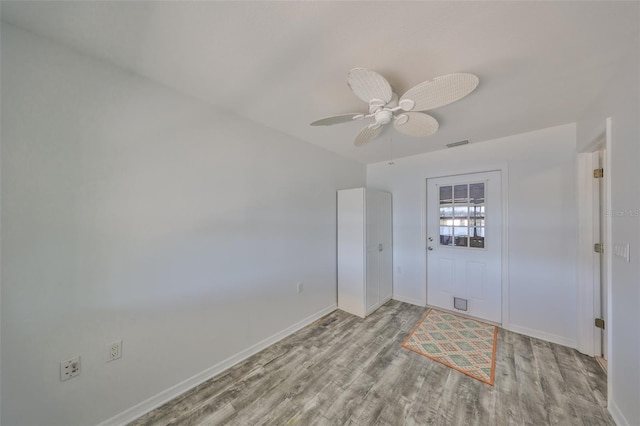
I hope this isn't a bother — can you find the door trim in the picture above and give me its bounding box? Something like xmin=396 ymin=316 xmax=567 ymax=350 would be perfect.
xmin=576 ymin=118 xmax=612 ymax=361
xmin=422 ymin=166 xmax=509 ymax=327
xmin=576 ymin=117 xmax=613 ymax=400
xmin=577 ymin=152 xmax=598 ymax=356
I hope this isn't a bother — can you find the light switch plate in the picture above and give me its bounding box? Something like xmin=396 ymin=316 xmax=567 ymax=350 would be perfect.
xmin=613 ymin=243 xmax=630 ymax=262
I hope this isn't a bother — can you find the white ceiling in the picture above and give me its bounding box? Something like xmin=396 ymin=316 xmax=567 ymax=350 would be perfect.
xmin=2 ymin=1 xmax=638 ymax=164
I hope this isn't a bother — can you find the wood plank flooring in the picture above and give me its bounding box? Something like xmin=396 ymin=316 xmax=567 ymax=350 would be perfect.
xmin=129 ymin=300 xmax=613 ymax=426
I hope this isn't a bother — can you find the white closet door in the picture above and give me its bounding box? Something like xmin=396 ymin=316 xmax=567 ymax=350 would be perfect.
xmin=338 ymin=188 xmax=392 ymax=318
xmin=337 ymin=188 xmax=366 ymax=317
xmin=379 ymin=192 xmax=393 ymax=302
xmin=366 ymin=190 xmax=380 ymax=312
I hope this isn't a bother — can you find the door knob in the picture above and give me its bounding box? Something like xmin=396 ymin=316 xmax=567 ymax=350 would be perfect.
xmin=427 ymin=246 xmax=433 ymax=251
xmin=428 ymin=237 xmax=433 ymax=242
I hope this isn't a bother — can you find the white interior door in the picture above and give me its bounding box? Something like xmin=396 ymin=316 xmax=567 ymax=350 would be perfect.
xmin=598 ymin=149 xmax=608 ymax=361
xmin=426 ymin=171 xmax=502 ymax=323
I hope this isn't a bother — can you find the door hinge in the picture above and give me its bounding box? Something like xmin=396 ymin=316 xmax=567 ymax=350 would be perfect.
xmin=595 ymin=318 xmax=605 ymax=329
xmin=594 ymin=243 xmax=604 ymax=254
xmin=593 ymin=168 xmax=604 ymax=178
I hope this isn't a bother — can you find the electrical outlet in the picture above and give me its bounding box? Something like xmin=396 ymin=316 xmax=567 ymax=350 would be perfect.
xmin=296 ymin=282 xmax=303 ymax=294
xmin=107 ymin=340 xmax=122 ymax=362
xmin=61 ymin=356 xmax=81 ymax=381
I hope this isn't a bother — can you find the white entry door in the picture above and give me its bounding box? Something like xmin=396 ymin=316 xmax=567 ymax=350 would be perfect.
xmin=426 ymin=171 xmax=502 ymax=323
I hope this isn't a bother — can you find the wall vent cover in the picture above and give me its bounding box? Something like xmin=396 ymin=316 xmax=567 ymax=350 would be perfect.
xmin=454 ymin=297 xmax=468 ymax=311
xmin=446 ymin=140 xmax=469 ymax=148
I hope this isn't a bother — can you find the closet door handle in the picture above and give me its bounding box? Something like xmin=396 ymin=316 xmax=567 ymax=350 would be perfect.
xmin=378 ymin=243 xmax=383 ymax=252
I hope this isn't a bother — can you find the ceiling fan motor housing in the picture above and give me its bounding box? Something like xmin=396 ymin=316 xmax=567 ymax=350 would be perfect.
xmin=374 ymin=109 xmax=393 ymax=125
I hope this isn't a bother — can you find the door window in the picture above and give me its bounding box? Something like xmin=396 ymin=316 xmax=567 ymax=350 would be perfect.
xmin=439 ymin=182 xmax=485 ymax=248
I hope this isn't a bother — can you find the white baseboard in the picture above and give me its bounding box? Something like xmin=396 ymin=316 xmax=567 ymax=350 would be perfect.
xmin=97 ymin=304 xmax=337 ymax=426
xmin=392 ymin=294 xmax=425 ymax=307
xmin=609 ymin=398 xmax=630 ymax=426
xmin=505 ymin=323 xmax=576 ymax=349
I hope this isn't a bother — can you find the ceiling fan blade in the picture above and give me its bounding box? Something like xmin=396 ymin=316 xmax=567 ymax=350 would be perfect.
xmin=348 ymin=68 xmax=393 ymax=104
xmin=400 ymin=73 xmax=479 ymax=111
xmin=393 ymin=112 xmax=439 ymax=137
xmin=354 ymin=125 xmax=383 ymax=146
xmin=310 ymin=113 xmax=364 ymax=126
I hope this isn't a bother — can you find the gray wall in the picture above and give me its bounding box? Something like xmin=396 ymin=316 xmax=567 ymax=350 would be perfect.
xmin=576 ymin=33 xmax=640 ymax=425
xmin=0 ymin=24 xmax=365 ymax=426
xmin=367 ymin=124 xmax=579 ymax=347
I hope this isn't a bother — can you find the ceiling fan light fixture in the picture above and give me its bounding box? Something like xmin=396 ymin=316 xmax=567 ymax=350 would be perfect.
xmin=374 ymin=110 xmax=393 ymax=125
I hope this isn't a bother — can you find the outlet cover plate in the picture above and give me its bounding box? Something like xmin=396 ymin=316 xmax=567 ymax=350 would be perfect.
xmin=107 ymin=340 xmax=122 ymax=362
xmin=61 ymin=356 xmax=81 ymax=381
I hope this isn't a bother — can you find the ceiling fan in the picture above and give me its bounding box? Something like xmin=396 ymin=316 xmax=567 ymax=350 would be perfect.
xmin=311 ymin=68 xmax=479 ymax=146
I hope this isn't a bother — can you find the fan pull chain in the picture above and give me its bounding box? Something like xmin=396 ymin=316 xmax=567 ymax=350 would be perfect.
xmin=388 ymin=132 xmax=395 ymax=166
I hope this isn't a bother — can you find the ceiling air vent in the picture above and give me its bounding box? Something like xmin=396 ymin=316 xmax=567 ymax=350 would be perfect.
xmin=446 ymin=140 xmax=469 ymax=148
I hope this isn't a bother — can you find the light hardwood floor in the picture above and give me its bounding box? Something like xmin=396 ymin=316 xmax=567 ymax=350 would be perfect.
xmin=129 ymin=300 xmax=613 ymax=426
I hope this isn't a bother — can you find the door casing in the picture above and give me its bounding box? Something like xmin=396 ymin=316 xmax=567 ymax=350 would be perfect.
xmin=576 ymin=118 xmax=612 ymax=366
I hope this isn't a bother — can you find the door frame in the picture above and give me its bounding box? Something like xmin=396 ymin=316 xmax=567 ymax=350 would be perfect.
xmin=423 ymin=166 xmax=510 ymax=327
xmin=576 ymin=118 xmax=612 ymax=360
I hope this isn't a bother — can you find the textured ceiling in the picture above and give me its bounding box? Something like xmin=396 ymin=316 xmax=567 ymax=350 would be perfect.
xmin=2 ymin=1 xmax=638 ymax=164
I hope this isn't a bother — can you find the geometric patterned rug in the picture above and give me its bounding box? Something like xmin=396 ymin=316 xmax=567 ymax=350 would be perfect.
xmin=401 ymin=308 xmax=498 ymax=385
